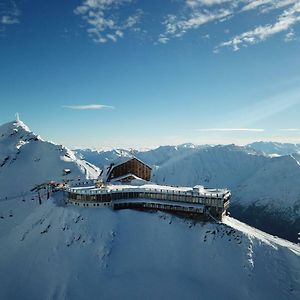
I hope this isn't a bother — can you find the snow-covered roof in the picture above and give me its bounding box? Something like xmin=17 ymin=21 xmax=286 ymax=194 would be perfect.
xmin=109 ymin=173 xmax=147 ymax=183
xmin=110 ymin=156 xmax=132 ymax=167
xmin=67 ymin=182 xmax=230 ymax=198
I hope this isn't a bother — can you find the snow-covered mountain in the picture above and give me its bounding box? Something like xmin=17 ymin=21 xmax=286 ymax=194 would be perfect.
xmin=74 ymin=148 xmax=133 ymax=169
xmin=248 ymin=141 xmax=300 ymax=156
xmin=76 ymin=144 xmax=300 ymax=242
xmin=1 ymin=121 xmax=299 ymax=299
xmin=151 ymin=145 xmax=300 ymax=210
xmin=75 ymin=143 xmax=207 ymax=170
xmin=0 ymin=194 xmax=299 ymax=300
xmin=152 ymin=144 xmax=264 ymax=187
xmin=0 ymin=119 xmax=100 ymax=199
xmin=152 ymin=145 xmax=300 ymax=242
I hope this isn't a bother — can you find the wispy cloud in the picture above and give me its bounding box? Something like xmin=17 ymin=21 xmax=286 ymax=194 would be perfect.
xmin=1 ymin=15 xmax=19 ymax=24
xmin=279 ymin=128 xmax=300 ymax=131
xmin=196 ymin=128 xmax=265 ymax=132
xmin=74 ymin=0 xmax=142 ymax=44
xmin=241 ymin=0 xmax=299 ymax=13
xmin=71 ymin=0 xmax=300 ymax=49
xmin=62 ymin=104 xmax=114 ymax=110
xmin=0 ymin=0 xmax=20 ymax=30
xmin=158 ymin=4 xmax=233 ymax=44
xmin=186 ymin=0 xmax=235 ymax=7
xmin=284 ymin=28 xmax=297 ymax=41
xmin=157 ymin=0 xmax=300 ymax=51
xmin=217 ymin=2 xmax=300 ymax=51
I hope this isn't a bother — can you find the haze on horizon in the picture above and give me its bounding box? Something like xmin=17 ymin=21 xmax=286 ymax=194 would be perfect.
xmin=1 ymin=0 xmax=300 ymax=149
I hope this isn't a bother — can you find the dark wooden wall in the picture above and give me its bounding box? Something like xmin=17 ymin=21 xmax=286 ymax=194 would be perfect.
xmin=108 ymin=158 xmax=151 ymax=181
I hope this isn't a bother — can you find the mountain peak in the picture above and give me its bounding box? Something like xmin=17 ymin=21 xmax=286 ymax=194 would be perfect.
xmin=0 ymin=119 xmax=37 ymax=145
xmin=14 ymin=118 xmax=30 ymax=132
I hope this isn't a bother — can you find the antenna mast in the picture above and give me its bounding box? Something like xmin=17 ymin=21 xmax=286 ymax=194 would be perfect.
xmin=130 ymin=148 xmax=134 ymax=157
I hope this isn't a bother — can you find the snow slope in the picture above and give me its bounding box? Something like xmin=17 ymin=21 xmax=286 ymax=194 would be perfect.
xmin=0 ymin=120 xmax=100 ymax=199
xmin=74 ymin=148 xmax=132 ymax=169
xmin=248 ymin=141 xmax=300 ymax=156
xmin=152 ymin=145 xmax=300 ymax=242
xmin=152 ymin=144 xmax=266 ymax=188
xmin=152 ymin=145 xmax=300 ymax=212
xmin=0 ymin=194 xmax=299 ymax=300
xmin=235 ymin=154 xmax=300 ymax=209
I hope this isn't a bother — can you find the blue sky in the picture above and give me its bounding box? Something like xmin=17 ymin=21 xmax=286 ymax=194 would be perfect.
xmin=1 ymin=0 xmax=300 ymax=149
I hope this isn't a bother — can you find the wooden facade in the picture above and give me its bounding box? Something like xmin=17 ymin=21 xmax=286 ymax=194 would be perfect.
xmin=107 ymin=158 xmax=151 ymax=182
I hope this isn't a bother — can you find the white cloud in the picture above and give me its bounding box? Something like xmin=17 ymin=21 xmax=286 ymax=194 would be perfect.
xmin=159 ymin=8 xmax=232 ymax=43
xmin=241 ymin=0 xmax=273 ymax=12
xmin=284 ymin=29 xmax=297 ymax=41
xmin=157 ymin=0 xmax=300 ymax=50
xmin=72 ymin=0 xmax=300 ymax=49
xmin=187 ymin=0 xmax=237 ymax=8
xmin=157 ymin=36 xmax=169 ymax=44
xmin=217 ymin=2 xmax=300 ymax=50
xmin=196 ymin=128 xmax=265 ymax=132
xmin=74 ymin=0 xmax=142 ymax=43
xmin=158 ymin=0 xmax=244 ymax=43
xmin=1 ymin=15 xmax=19 ymax=25
xmin=279 ymin=128 xmax=300 ymax=131
xmin=63 ymin=104 xmax=114 ymax=110
xmin=0 ymin=0 xmax=20 ymax=29
xmin=241 ymin=0 xmax=299 ymax=13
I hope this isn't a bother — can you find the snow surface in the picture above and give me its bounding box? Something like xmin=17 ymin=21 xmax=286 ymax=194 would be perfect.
xmin=0 ymin=120 xmax=100 ymax=199
xmin=0 ymin=193 xmax=299 ymax=300
xmin=248 ymin=141 xmax=300 ymax=156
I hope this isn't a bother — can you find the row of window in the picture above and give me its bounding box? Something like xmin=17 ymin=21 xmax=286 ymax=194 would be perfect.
xmin=68 ymin=191 xmax=224 ymax=208
xmin=72 ymin=202 xmax=110 ymax=207
xmin=114 ymin=202 xmax=203 ymax=213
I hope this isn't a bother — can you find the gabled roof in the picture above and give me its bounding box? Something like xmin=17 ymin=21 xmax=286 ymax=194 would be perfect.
xmin=109 ymin=173 xmax=145 ymax=183
xmin=111 ymin=156 xmax=133 ymax=167
xmin=110 ymin=156 xmax=152 ymax=170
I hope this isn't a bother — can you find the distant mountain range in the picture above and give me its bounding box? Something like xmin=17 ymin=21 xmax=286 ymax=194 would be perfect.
xmin=248 ymin=141 xmax=300 ymax=156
